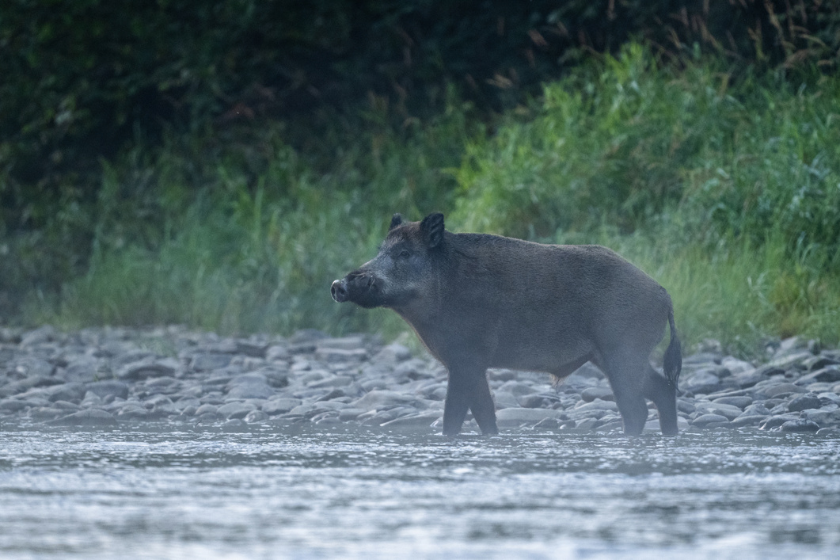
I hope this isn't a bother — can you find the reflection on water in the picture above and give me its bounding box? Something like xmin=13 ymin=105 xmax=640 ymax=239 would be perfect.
xmin=0 ymin=424 xmax=838 ymax=559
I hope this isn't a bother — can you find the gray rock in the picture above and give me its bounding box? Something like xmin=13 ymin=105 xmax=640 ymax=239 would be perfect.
xmin=795 ymin=367 xmax=840 ymax=385
xmin=190 ymin=353 xmax=232 ymax=372
xmin=61 ymin=357 xmax=105 ymax=383
xmin=338 ymin=408 xmax=366 ymax=421
xmin=43 ymin=383 xmax=85 ymax=403
xmin=118 ymin=358 xmax=179 ymax=380
xmin=261 ymin=398 xmax=301 ymax=415
xmin=85 ymin=380 xmax=129 ymax=400
xmin=195 ymin=404 xmax=219 ymax=416
xmin=787 ymin=394 xmax=822 ymax=412
xmin=316 ymin=347 xmax=368 ymax=363
xmin=496 ymin=381 xmax=539 ymax=397
xmin=759 ymin=414 xmax=800 ymax=430
xmin=380 ymin=412 xmax=442 ymax=428
xmin=781 ymin=419 xmax=820 ymax=433
xmin=351 ymin=390 xmax=424 ymax=412
xmin=518 ymin=394 xmax=551 ymax=408
xmin=581 ymin=386 xmax=615 ymax=402
xmin=573 ymin=400 xmax=619 ymax=413
xmin=29 ymin=406 xmax=64 ymax=420
xmin=226 ymin=381 xmax=274 ymax=399
xmin=217 ymin=402 xmax=257 ymax=419
xmin=712 ymin=396 xmax=752 ymax=409
xmin=373 ymin=343 xmax=412 ymax=364
xmin=265 ymin=345 xmax=290 ymax=361
xmin=244 ymin=410 xmax=268 ymax=423
xmin=0 ymin=399 xmax=29 ymax=412
xmin=683 ymin=369 xmax=721 ymax=394
xmin=491 ymin=390 xmax=520 ymax=409
xmin=739 ymin=403 xmax=772 ymax=417
xmin=52 ymin=409 xmax=117 ymax=426
xmin=730 ymin=415 xmax=767 ymax=427
xmin=691 ymin=413 xmax=730 ymax=427
xmin=756 ymin=382 xmax=807 ymax=398
xmin=694 ymin=402 xmax=742 ymax=420
xmin=20 ymin=325 xmax=57 ymax=347
xmin=495 ymin=408 xmax=559 ymax=426
xmin=307 ymin=375 xmax=353 ymax=389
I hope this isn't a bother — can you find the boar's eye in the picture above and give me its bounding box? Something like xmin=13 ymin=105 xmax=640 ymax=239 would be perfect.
xmin=398 ymin=249 xmax=411 ymax=258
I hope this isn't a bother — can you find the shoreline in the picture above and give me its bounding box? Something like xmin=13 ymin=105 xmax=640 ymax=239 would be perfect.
xmin=1 ymin=325 xmax=839 ymax=435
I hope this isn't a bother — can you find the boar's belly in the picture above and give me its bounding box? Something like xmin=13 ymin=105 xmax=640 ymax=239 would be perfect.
xmin=489 ymin=333 xmax=594 ymax=374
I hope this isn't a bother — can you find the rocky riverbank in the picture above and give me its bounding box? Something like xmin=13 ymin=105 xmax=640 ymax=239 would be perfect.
xmin=1 ymin=325 xmax=839 ymax=435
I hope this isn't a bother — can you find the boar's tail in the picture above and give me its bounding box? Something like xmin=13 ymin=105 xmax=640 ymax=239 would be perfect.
xmin=663 ymin=305 xmax=682 ymax=388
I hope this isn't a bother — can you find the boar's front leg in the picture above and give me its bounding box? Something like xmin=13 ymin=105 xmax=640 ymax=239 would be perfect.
xmin=443 ymin=366 xmax=498 ymax=436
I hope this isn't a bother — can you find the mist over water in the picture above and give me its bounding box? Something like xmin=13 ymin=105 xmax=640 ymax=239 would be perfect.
xmin=0 ymin=424 xmax=838 ymax=559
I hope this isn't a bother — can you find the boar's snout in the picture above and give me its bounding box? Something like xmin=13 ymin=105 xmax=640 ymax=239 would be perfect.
xmin=331 ymin=279 xmax=349 ymax=303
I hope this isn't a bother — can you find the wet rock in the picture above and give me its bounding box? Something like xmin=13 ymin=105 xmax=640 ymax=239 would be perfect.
xmin=217 ymin=402 xmax=257 ymax=419
xmin=118 ymin=358 xmax=179 ymax=380
xmin=730 ymin=415 xmax=767 ymax=427
xmin=573 ymin=400 xmax=619 ymax=413
xmin=682 ymin=369 xmax=722 ymax=394
xmin=495 ymin=408 xmax=559 ymax=426
xmin=190 ymin=353 xmax=232 ymax=372
xmin=795 ymin=367 xmax=840 ymax=386
xmin=60 ymin=357 xmax=106 ymax=383
xmin=381 ymin=412 xmax=442 ymax=427
xmin=244 ymin=410 xmax=268 ymax=423
xmin=221 ymin=419 xmax=248 ymax=431
xmin=52 ymin=409 xmax=117 ymax=426
xmin=691 ymin=414 xmax=730 ymax=428
xmin=756 ymin=382 xmax=807 ymax=399
xmin=85 ymin=380 xmax=129 ymax=400
xmin=0 ymin=399 xmax=29 ymax=413
xmin=20 ymin=325 xmax=57 ymax=347
xmin=759 ymin=414 xmax=800 ymax=430
xmin=816 ymin=427 xmax=840 ymax=436
xmin=261 ymin=398 xmax=301 ymax=415
xmin=195 ymin=404 xmax=219 ymax=416
xmin=787 ymin=394 xmax=822 ymax=412
xmin=265 ymin=345 xmax=290 ymax=362
xmin=694 ymin=402 xmax=742 ymax=420
xmin=307 ymin=375 xmax=353 ymax=389
xmin=781 ymin=419 xmax=820 ymax=433
xmin=712 ymin=396 xmax=752 ymax=409
xmin=226 ymin=380 xmax=274 ymax=400
xmin=581 ymin=386 xmax=614 ymax=402
xmin=491 ymin=390 xmax=520 ymax=409
xmin=496 ymin=381 xmax=539 ymax=397
xmin=351 ymin=390 xmax=424 ymax=412
xmin=47 ymin=383 xmax=86 ymax=403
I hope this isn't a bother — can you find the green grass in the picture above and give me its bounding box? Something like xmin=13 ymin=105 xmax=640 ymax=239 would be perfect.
xmin=22 ymin=45 xmax=840 ymax=355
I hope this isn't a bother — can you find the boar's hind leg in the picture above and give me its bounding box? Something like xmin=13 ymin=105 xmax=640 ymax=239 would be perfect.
xmin=643 ymin=366 xmax=678 ymax=436
xmin=599 ymin=354 xmax=649 ymax=436
xmin=443 ymin=368 xmax=498 ymax=436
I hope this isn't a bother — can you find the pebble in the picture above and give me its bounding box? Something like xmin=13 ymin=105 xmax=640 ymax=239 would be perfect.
xmin=0 ymin=326 xmax=837 ymax=437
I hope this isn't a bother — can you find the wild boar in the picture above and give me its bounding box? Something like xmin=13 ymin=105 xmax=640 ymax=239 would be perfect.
xmin=331 ymin=212 xmax=681 ymax=436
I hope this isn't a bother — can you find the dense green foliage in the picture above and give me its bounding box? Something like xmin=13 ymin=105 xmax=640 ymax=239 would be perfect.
xmin=9 ymin=46 xmax=836 ymax=356
xmin=2 ymin=1 xmax=840 ymax=354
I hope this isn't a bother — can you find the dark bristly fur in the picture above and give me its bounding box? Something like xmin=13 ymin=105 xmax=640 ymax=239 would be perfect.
xmin=331 ymin=213 xmax=682 ymax=437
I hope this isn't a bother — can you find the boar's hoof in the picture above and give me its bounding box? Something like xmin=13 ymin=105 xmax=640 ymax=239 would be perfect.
xmin=331 ymin=279 xmax=349 ymax=302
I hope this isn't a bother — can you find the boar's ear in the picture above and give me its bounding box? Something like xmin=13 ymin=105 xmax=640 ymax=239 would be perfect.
xmin=389 ymin=213 xmax=403 ymax=231
xmin=420 ymin=212 xmax=445 ymax=249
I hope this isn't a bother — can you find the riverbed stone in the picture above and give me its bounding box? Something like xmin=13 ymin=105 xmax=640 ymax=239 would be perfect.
xmin=217 ymin=402 xmax=257 ymax=419
xmin=712 ymin=396 xmax=752 ymax=409
xmin=52 ymin=409 xmax=117 ymax=426
xmin=581 ymin=386 xmax=614 ymax=402
xmin=691 ymin=413 xmax=730 ymax=428
xmin=85 ymin=380 xmax=130 ymax=400
xmin=496 ymin=408 xmax=559 ymax=426
xmin=781 ymin=419 xmax=820 ymax=433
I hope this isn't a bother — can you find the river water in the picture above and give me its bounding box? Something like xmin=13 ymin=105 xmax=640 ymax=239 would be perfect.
xmin=0 ymin=424 xmax=838 ymax=559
